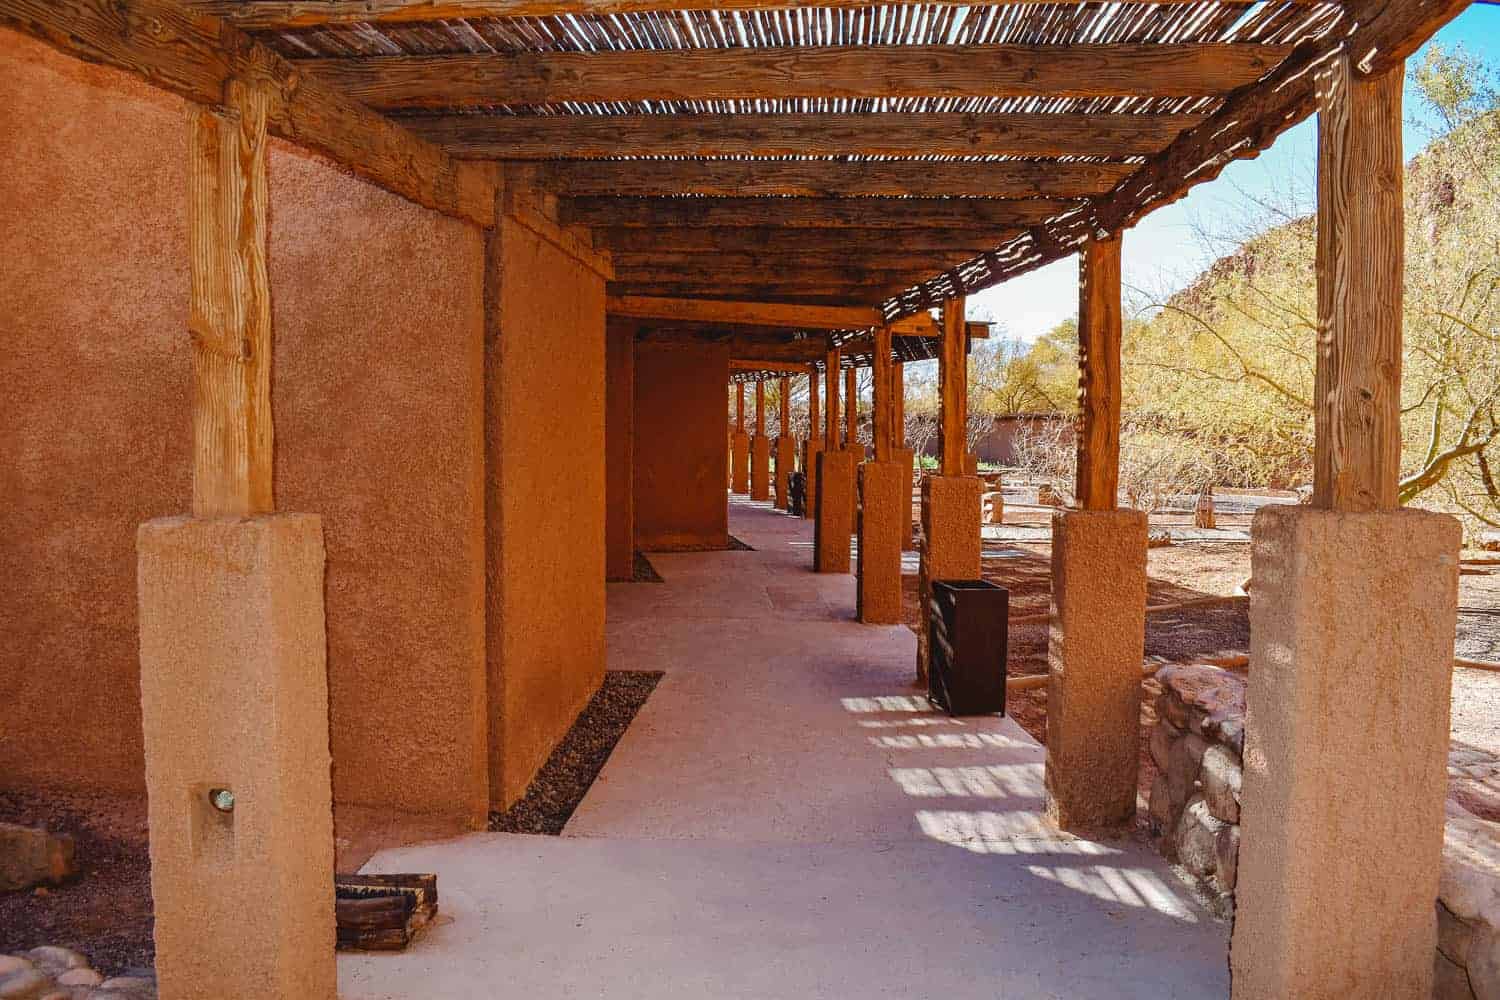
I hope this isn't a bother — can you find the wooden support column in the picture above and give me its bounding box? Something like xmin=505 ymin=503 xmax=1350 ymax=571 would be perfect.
xmin=190 ymin=72 xmax=275 ymax=517
xmin=804 ymin=365 xmax=821 ymax=519
xmin=872 ymin=324 xmax=894 ymax=463
xmin=735 ymin=382 xmax=746 ymax=432
xmin=775 ymin=376 xmax=794 ymax=509
xmin=731 ymin=381 xmax=749 ymax=494
xmin=780 ymin=377 xmax=791 ymax=437
xmin=824 ymin=350 xmax=841 ymax=451
xmin=754 ymin=381 xmax=765 ymax=437
xmin=844 ymin=366 xmax=858 ymax=453
xmin=892 ymin=360 xmax=906 ymax=448
xmin=1231 ymin=56 xmax=1460 ymax=1000
xmin=938 ymin=296 xmax=968 ymax=476
xmin=1076 ymin=235 xmax=1123 ymax=510
xmin=751 ymin=380 xmax=770 ymax=500
xmin=808 ymin=367 xmax=821 ymax=444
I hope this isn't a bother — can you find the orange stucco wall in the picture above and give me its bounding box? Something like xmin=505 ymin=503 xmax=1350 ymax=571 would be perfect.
xmin=633 ymin=342 xmax=731 ymax=550
xmin=486 ymin=215 xmax=608 ymax=807
xmin=0 ymin=31 xmax=490 ymax=824
xmin=605 ymin=321 xmax=636 ymax=581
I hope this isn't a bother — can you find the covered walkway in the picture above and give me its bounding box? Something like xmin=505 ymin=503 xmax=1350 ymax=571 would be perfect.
xmin=339 ymin=499 xmax=1228 ymax=999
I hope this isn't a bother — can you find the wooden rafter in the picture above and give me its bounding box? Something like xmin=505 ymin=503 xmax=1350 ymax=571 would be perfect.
xmin=306 ymin=44 xmax=1294 ymax=109
xmin=598 ymin=227 xmax=1021 ymax=256
xmin=608 ymin=295 xmax=887 ymax=331
xmin=0 ymin=0 xmax=492 ymax=227
xmin=609 ymin=250 xmax=1006 ymax=273
xmin=201 ymin=0 xmax=1323 ymax=30
xmin=563 ymin=197 xmax=1075 ymax=230
xmin=406 ymin=111 xmax=1208 ymax=160
xmin=524 ymin=160 xmax=1134 ymax=199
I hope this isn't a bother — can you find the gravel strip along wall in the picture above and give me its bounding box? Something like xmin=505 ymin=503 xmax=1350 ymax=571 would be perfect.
xmin=1147 ymin=664 xmax=1500 ymax=999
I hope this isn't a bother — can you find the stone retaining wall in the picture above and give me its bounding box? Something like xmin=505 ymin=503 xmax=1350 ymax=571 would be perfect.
xmin=1145 ymin=663 xmax=1500 ymax=999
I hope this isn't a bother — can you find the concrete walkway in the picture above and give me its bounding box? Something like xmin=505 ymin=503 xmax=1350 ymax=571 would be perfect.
xmin=339 ymin=497 xmax=1230 ymax=999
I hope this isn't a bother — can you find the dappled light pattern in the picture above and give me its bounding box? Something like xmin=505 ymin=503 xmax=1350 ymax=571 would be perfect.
xmin=913 ymin=810 xmax=1112 ymax=857
xmin=889 ymin=764 xmax=1045 ymax=798
xmin=1027 ymin=865 xmax=1199 ymax=923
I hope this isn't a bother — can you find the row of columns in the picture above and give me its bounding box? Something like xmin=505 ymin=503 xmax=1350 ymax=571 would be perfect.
xmin=728 ymin=377 xmax=798 ymax=509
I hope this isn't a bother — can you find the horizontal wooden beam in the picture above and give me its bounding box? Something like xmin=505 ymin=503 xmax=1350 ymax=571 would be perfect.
xmin=407 ymin=111 xmax=1207 ymax=160
xmin=202 ymin=0 xmax=1320 ymax=30
xmin=609 ymin=249 xmax=997 ymax=273
xmin=608 ymin=295 xmax=886 ymax=331
xmin=731 ymin=360 xmax=814 ymax=375
xmin=563 ymin=196 xmax=1076 ymax=230
xmin=598 ymin=226 xmax=1019 ymax=256
xmin=617 ymin=284 xmax=897 ymax=305
xmin=614 ymin=263 xmax=937 ymax=285
xmin=0 ymin=0 xmax=492 ymax=227
xmin=528 ymin=160 xmax=1134 ymax=199
xmin=307 ymin=44 xmax=1293 ymax=109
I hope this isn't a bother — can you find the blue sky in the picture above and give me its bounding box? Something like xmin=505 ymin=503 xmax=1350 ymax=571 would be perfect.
xmin=969 ymin=3 xmax=1500 ymax=341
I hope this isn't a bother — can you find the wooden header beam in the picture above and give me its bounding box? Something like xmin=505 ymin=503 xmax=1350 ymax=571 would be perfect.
xmin=599 ymin=227 xmax=1021 ymax=256
xmin=203 ymin=0 xmax=1322 ymax=31
xmin=609 ymin=295 xmax=886 ymax=332
xmin=0 ymin=0 xmax=492 ymax=228
xmin=527 ymin=160 xmax=1133 ymax=200
xmin=563 ymin=197 xmax=1074 ymax=231
xmin=408 ymin=111 xmax=1207 ymax=160
xmin=308 ymin=44 xmax=1294 ymax=109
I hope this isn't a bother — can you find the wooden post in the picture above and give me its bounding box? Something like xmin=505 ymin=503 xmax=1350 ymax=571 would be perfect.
xmin=825 ymin=350 xmax=841 ymax=451
xmin=190 ymin=72 xmax=275 ymax=517
xmin=845 ymin=366 xmax=858 ymax=451
xmin=808 ymin=366 xmax=821 ymax=444
xmin=893 ymin=361 xmax=906 ymax=447
xmin=1076 ymin=235 xmax=1122 ymax=510
xmin=735 ymin=381 xmax=746 ymax=432
xmin=780 ymin=376 xmax=791 ymax=437
xmin=1313 ymin=54 xmax=1404 ymax=511
xmin=939 ymin=296 xmax=967 ymax=476
xmin=873 ymin=324 xmax=893 ymax=462
xmin=755 ymin=380 xmax=765 ymax=437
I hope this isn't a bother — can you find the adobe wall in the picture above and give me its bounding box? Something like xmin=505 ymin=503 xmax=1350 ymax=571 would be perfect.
xmin=0 ymin=31 xmax=491 ymax=825
xmin=633 ymin=343 xmax=731 ymax=550
xmin=605 ymin=321 xmax=637 ymax=581
xmin=486 ymin=216 xmax=608 ymax=808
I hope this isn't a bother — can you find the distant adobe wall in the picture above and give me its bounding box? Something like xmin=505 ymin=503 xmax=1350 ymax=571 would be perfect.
xmin=487 ymin=215 xmax=607 ymax=808
xmin=0 ymin=30 xmax=490 ymax=825
xmin=633 ymin=342 xmax=731 ymax=550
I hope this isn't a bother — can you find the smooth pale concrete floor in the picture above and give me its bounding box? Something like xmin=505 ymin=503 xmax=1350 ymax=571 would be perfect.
xmin=339 ymin=497 xmax=1230 ymax=999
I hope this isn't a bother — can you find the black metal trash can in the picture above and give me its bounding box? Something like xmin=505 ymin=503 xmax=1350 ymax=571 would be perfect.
xmin=928 ymin=579 xmax=1009 ymax=716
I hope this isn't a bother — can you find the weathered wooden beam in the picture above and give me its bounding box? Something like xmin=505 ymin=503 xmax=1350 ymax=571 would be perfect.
xmin=529 ymin=159 xmax=1133 ymax=199
xmin=612 ymin=264 xmax=937 ymax=287
xmin=730 ymin=359 xmax=812 ymax=376
xmin=844 ymin=367 xmax=858 ymax=447
xmin=598 ymin=227 xmax=1020 ymax=256
xmin=202 ymin=0 xmax=1322 ymax=30
xmin=825 ymin=348 xmax=843 ymax=450
xmin=308 ymin=45 xmax=1294 ymax=109
xmin=939 ymin=296 xmax=968 ymax=476
xmin=892 ymin=362 xmax=906 ymax=448
xmin=735 ymin=381 xmax=746 ymax=432
xmin=873 ymin=324 xmax=893 ymax=462
xmin=190 ymin=67 xmax=274 ymax=517
xmin=609 ymin=249 xmax=995 ymax=273
xmin=617 ymin=286 xmax=898 ymax=306
xmin=563 ymin=197 xmax=1076 ymax=231
xmin=1076 ymin=235 xmax=1122 ymax=511
xmin=1312 ymin=54 xmax=1404 ymax=511
xmin=608 ymin=295 xmax=887 ymax=331
xmin=0 ymin=0 xmax=493 ymax=227
xmin=780 ymin=376 xmax=791 ymax=437
xmin=407 ymin=111 xmax=1208 ymax=160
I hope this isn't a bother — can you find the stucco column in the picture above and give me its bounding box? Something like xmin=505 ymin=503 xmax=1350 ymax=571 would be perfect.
xmin=814 ymin=448 xmax=855 ymax=573
xmin=775 ymin=436 xmax=795 ymax=510
xmin=138 ymin=514 xmax=335 ymax=1000
xmin=916 ymin=475 xmax=982 ymax=682
xmin=731 ymin=430 xmax=750 ymax=494
xmin=895 ymin=447 xmax=916 ymax=551
xmin=1045 ymin=508 xmax=1148 ymax=834
xmin=802 ymin=438 xmax=823 ymax=520
xmin=751 ymin=433 xmax=771 ymax=500
xmin=856 ymin=461 xmax=903 ymax=623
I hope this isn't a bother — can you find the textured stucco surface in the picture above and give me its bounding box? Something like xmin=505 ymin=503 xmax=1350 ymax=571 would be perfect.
xmin=916 ymin=475 xmax=983 ymax=681
xmin=1231 ymin=506 xmax=1459 ymax=999
xmin=1045 ymin=509 xmax=1148 ymax=835
xmin=856 ymin=462 xmax=904 ymax=624
xmin=487 ymin=216 xmax=607 ymax=808
xmin=814 ymin=450 xmax=855 ymax=574
xmin=775 ymin=437 xmax=795 ymax=510
xmin=138 ymin=515 xmax=335 ymax=1000
xmin=605 ymin=322 xmax=636 ymax=581
xmin=1 ymin=32 xmax=490 ymax=824
xmin=802 ymin=440 xmax=825 ymax=520
xmin=633 ymin=343 xmax=731 ymax=550
xmin=751 ymin=435 xmax=772 ymax=501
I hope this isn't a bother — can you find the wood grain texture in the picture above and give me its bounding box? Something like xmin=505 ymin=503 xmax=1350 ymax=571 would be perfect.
xmin=307 ymin=44 xmax=1293 ymax=109
xmin=598 ymin=226 xmax=1021 ymax=256
xmin=845 ymin=367 xmax=858 ymax=446
xmin=189 ymin=68 xmax=274 ymax=517
xmin=939 ymin=296 xmax=967 ymax=477
xmin=608 ymin=295 xmax=885 ymax=331
xmin=407 ymin=111 xmax=1206 ymax=160
xmin=1076 ymin=235 xmax=1122 ymax=511
xmin=809 ymin=367 xmax=821 ymax=440
xmin=609 ymin=248 xmax=997 ymax=273
xmin=893 ymin=362 xmax=906 ymax=448
xmin=563 ymin=197 xmax=1076 ymax=230
xmin=533 ymin=159 xmax=1133 ymax=199
xmin=780 ymin=376 xmax=791 ymax=437
xmin=0 ymin=0 xmax=492 ymax=226
xmin=612 ymin=263 xmax=935 ymax=286
xmin=873 ymin=324 xmax=893 ymax=462
xmin=1312 ymin=55 xmax=1403 ymax=511
xmin=201 ymin=0 xmax=1320 ymax=30
xmin=736 ymin=381 xmax=746 ymax=431
xmin=825 ymin=349 xmax=842 ymax=450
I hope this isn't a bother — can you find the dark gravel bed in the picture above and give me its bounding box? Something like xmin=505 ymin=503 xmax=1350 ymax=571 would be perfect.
xmin=632 ymin=551 xmax=664 ymax=583
xmin=490 ymin=670 xmax=664 ymax=835
xmin=0 ymin=789 xmax=154 ymax=976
